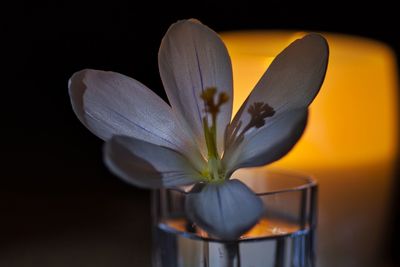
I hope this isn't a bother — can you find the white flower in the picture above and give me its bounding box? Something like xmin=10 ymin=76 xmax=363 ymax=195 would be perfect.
xmin=68 ymin=19 xmax=329 ymax=240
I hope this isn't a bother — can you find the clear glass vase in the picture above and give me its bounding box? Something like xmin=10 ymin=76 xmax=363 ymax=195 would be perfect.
xmin=152 ymin=170 xmax=318 ymax=267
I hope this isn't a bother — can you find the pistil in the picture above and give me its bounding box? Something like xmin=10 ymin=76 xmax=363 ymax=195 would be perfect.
xmin=200 ymin=87 xmax=228 ymax=182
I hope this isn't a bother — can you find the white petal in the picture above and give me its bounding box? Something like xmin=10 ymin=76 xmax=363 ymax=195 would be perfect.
xmin=159 ymin=19 xmax=233 ymax=155
xmin=103 ymin=135 xmax=203 ymax=189
xmin=229 ymin=33 xmax=328 ymax=140
xmin=186 ymin=179 xmax=263 ymax=240
xmin=68 ymin=69 xmax=203 ymax=166
xmin=224 ymin=109 xmax=308 ymax=176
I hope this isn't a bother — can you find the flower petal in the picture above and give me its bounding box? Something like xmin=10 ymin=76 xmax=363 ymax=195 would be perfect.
xmin=229 ymin=33 xmax=328 ymax=141
xmin=103 ymin=135 xmax=203 ymax=189
xmin=224 ymin=109 xmax=308 ymax=176
xmin=159 ymin=19 xmax=233 ymax=155
xmin=68 ymin=69 xmax=203 ymax=166
xmin=186 ymin=179 xmax=263 ymax=240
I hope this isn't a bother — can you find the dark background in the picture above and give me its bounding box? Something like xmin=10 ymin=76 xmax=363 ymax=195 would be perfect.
xmin=3 ymin=1 xmax=399 ymax=266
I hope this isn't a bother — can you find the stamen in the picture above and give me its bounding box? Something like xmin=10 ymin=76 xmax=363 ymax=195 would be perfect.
xmin=217 ymin=92 xmax=229 ymax=106
xmin=201 ymin=87 xmax=228 ymax=117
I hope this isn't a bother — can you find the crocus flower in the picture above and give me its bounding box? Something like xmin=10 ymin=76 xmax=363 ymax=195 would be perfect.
xmin=68 ymin=19 xmax=329 ymax=240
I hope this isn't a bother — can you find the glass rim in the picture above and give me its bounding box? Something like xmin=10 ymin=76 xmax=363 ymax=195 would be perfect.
xmin=254 ymin=169 xmax=317 ymax=196
xmin=169 ymin=169 xmax=317 ymax=196
xmin=155 ymin=169 xmax=317 ymax=243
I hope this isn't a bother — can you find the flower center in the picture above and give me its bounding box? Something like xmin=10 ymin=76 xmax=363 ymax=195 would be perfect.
xmin=200 ymin=87 xmax=228 ymax=183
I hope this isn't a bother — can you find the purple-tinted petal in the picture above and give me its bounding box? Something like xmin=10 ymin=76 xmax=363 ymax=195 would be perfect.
xmin=228 ymin=34 xmax=328 ymax=146
xmin=68 ymin=69 xmax=204 ymax=167
xmin=104 ymin=135 xmax=203 ymax=189
xmin=186 ymin=179 xmax=263 ymax=240
xmin=159 ymin=19 xmax=233 ymax=155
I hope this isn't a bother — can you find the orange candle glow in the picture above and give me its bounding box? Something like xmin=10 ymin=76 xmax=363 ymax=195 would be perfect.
xmin=221 ymin=31 xmax=398 ymax=267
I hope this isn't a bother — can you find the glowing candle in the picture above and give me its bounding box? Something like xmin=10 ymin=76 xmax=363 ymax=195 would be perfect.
xmin=221 ymin=31 xmax=398 ymax=267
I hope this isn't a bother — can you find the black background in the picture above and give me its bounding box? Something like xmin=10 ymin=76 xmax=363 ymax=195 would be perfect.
xmin=3 ymin=1 xmax=399 ymax=266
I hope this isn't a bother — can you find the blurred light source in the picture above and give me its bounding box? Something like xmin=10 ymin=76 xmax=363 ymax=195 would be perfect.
xmin=221 ymin=31 xmax=398 ymax=267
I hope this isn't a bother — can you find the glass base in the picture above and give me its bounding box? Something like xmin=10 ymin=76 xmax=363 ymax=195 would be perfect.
xmin=153 ymin=221 xmax=314 ymax=267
